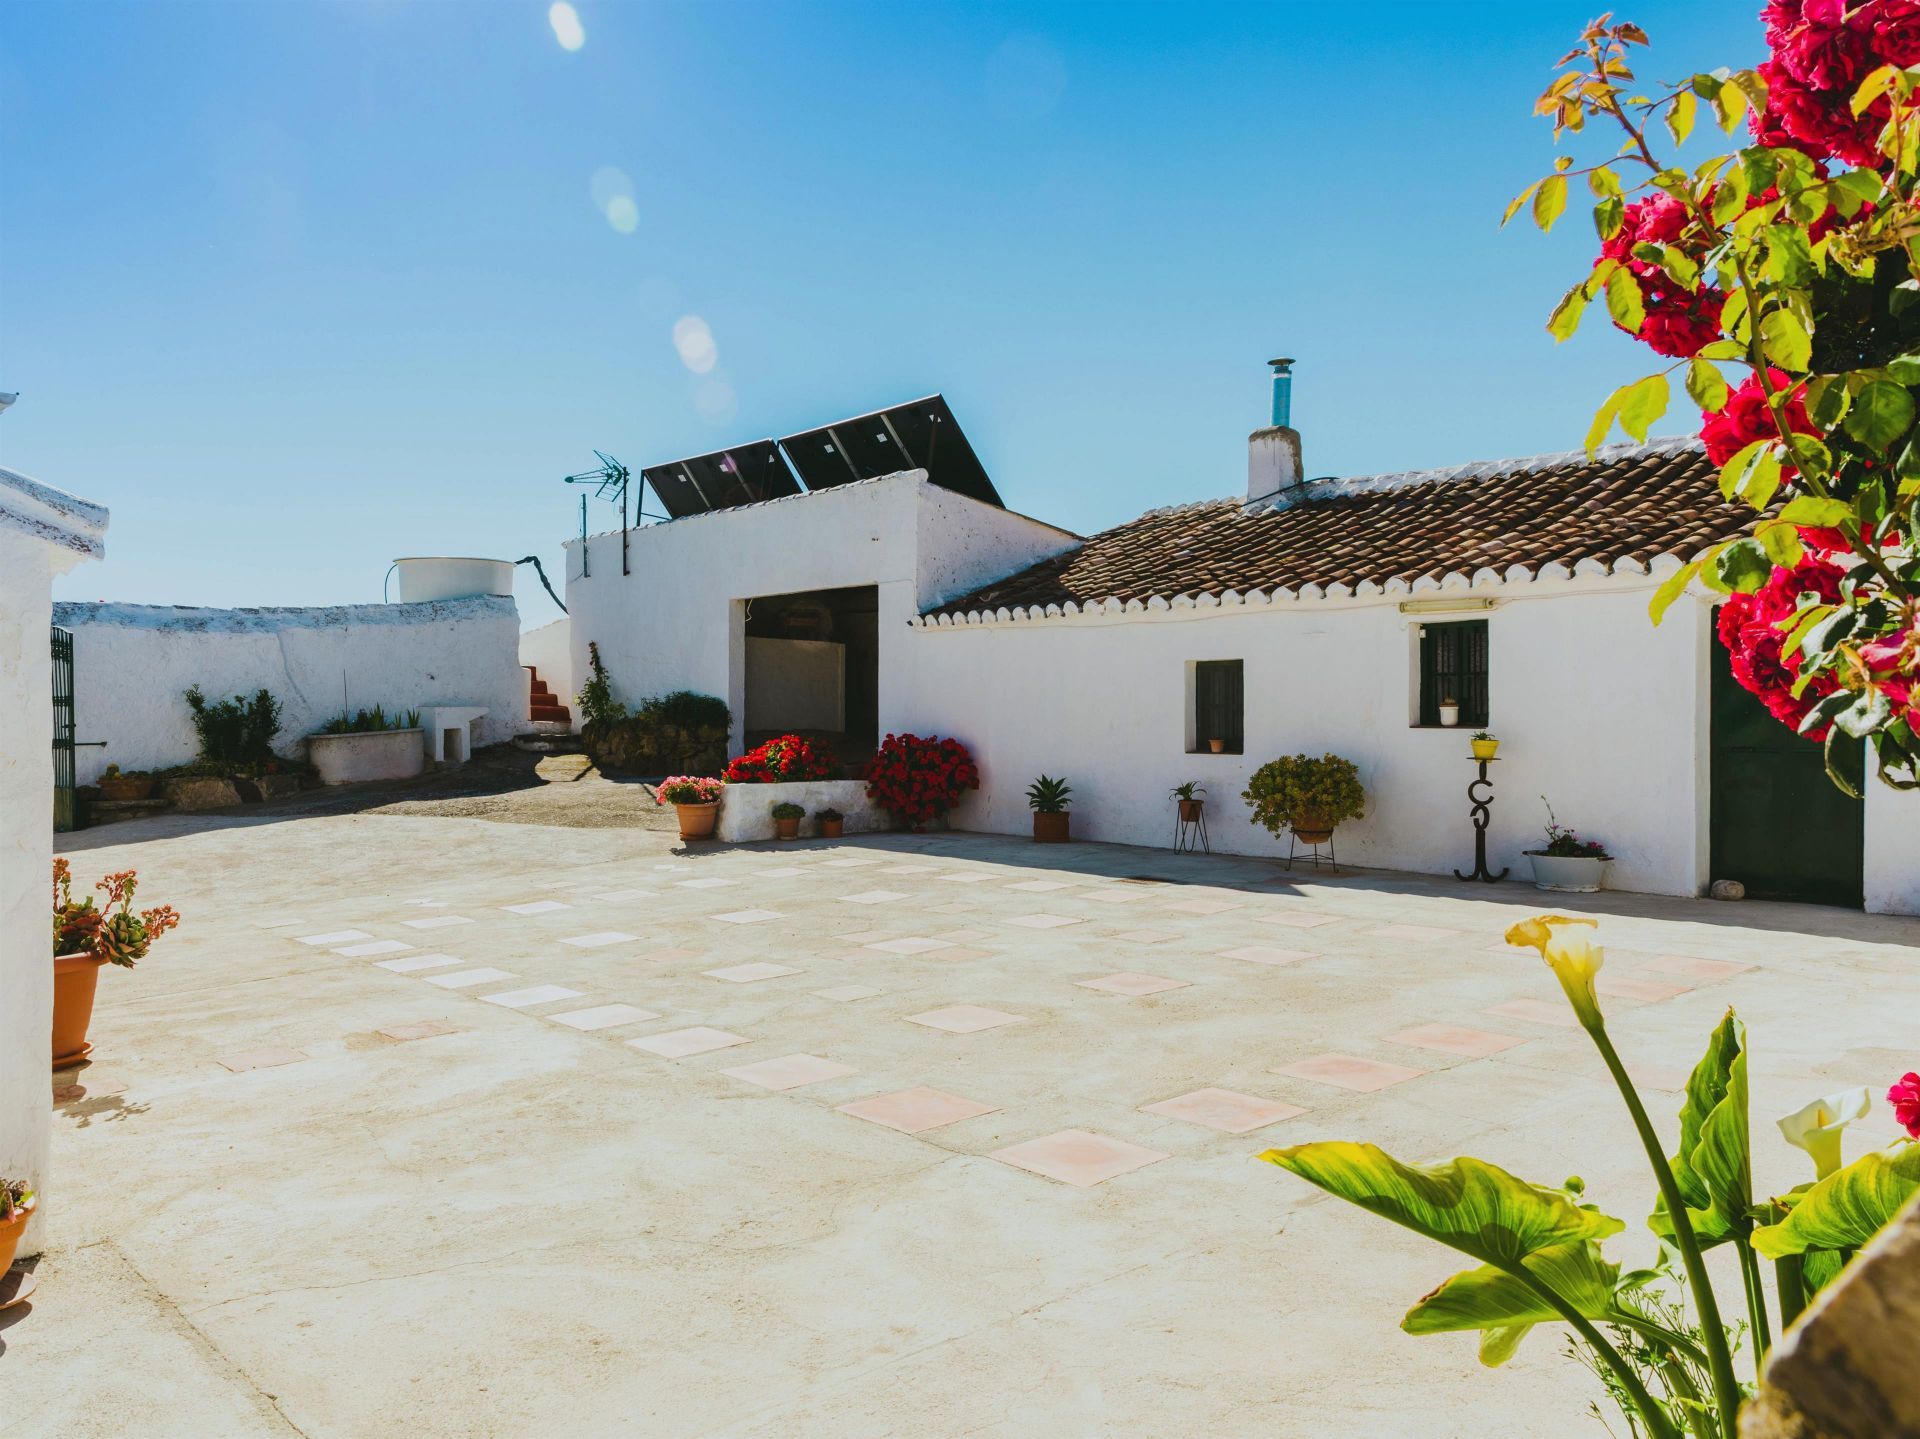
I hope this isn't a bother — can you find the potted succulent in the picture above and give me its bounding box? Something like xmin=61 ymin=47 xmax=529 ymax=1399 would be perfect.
xmin=1170 ymin=780 xmax=1206 ymax=822
xmin=1438 ymin=696 xmax=1461 ymax=727
xmin=771 ymin=800 xmax=805 ymax=840
xmin=96 ymin=764 xmax=158 ymax=802
xmin=656 ymin=775 xmax=722 ymax=840
xmin=0 ymin=1179 xmax=36 ymax=1278
xmin=1470 ymin=730 xmax=1500 ymax=761
xmin=815 ymin=806 xmax=845 ymax=839
xmin=1243 ymin=753 xmax=1365 ymax=846
xmin=1524 ymin=798 xmax=1612 ymax=892
xmin=52 ymin=859 xmax=181 ymax=1068
xmin=1027 ymin=774 xmax=1073 ymax=843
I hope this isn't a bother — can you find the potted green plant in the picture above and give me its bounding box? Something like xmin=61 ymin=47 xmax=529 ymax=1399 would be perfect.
xmin=1243 ymin=753 xmax=1365 ymax=846
xmin=96 ymin=764 xmax=158 ymax=802
xmin=1471 ymin=730 xmax=1500 ymax=761
xmin=52 ymin=859 xmax=181 ymax=1068
xmin=0 ymin=1179 xmax=36 ymax=1279
xmin=1525 ymin=799 xmax=1612 ymax=892
xmin=1027 ymin=775 xmax=1073 ymax=843
xmin=656 ymin=775 xmax=722 ymax=841
xmin=771 ymin=800 xmax=806 ymax=840
xmin=1169 ymin=780 xmax=1206 ymax=823
xmin=815 ymin=806 xmax=844 ymax=839
xmin=306 ymin=705 xmax=426 ymax=785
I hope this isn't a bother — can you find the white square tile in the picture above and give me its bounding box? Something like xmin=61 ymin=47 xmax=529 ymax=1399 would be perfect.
xmin=586 ymin=888 xmax=652 ymax=902
xmin=866 ymin=936 xmax=954 ymax=955
xmin=501 ymin=900 xmax=570 ymax=915
xmin=481 ymin=985 xmax=585 ymax=1009
xmin=905 ymin=1005 xmax=1025 ymax=1034
xmin=711 ymin=909 xmax=782 ymax=925
xmin=425 ymin=967 xmax=518 ymax=989
xmin=297 ymin=929 xmax=371 ymax=946
xmin=374 ymin=953 xmax=462 ymax=973
xmin=334 ymin=939 xmax=413 ymax=957
xmin=1003 ymin=913 xmax=1081 ymax=930
xmin=936 ymin=872 xmax=996 ymax=884
xmin=704 ymin=962 xmax=800 ymax=984
xmin=820 ymin=856 xmax=883 ymax=868
xmin=560 ymin=931 xmax=639 ymax=949
xmin=753 ymin=867 xmax=809 ymax=879
xmin=1007 ymin=879 xmax=1071 ymax=893
xmin=675 ymin=877 xmax=738 ymax=890
xmin=813 ymin=985 xmax=882 ymax=1002
xmin=839 ymin=890 xmax=911 ymax=905
xmin=401 ymin=915 xmax=473 ymax=930
xmin=550 ymin=1003 xmax=660 ymax=1030
xmin=880 ymin=863 xmax=940 ymax=875
xmin=721 ymin=1054 xmax=858 ymax=1090
xmin=627 ymin=1027 xmax=750 ymax=1058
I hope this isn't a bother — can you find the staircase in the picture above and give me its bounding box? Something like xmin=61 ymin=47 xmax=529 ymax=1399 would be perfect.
xmin=527 ymin=667 xmax=572 ymax=728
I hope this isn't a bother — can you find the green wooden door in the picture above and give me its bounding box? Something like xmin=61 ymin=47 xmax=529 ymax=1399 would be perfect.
xmin=1710 ymin=611 xmax=1863 ymax=907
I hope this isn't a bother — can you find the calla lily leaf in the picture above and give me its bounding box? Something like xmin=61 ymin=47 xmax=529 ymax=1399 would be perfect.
xmin=1750 ymin=1141 xmax=1920 ymax=1265
xmin=1403 ymin=1240 xmax=1621 ymax=1367
xmin=1652 ymin=1012 xmax=1751 ymax=1249
xmin=1259 ymin=1143 xmax=1624 ymax=1269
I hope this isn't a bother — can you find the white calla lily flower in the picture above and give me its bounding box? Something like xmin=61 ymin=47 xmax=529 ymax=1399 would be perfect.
xmin=1777 ymin=1087 xmax=1870 ymax=1179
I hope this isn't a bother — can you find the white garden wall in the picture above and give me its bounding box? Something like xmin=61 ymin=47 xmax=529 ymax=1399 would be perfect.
xmin=715 ymin=779 xmax=888 ymax=842
xmin=53 ymin=595 xmax=526 ymax=783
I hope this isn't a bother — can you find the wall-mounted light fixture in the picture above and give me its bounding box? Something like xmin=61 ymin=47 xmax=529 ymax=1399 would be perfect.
xmin=1397 ymin=596 xmax=1498 ymax=616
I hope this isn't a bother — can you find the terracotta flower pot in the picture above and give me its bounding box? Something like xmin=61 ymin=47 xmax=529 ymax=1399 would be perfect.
xmin=1177 ymin=799 xmax=1204 ymax=822
xmin=675 ymin=801 xmax=719 ymax=841
xmin=774 ymin=816 xmax=800 ymax=840
xmin=1208 ymin=738 xmax=1225 ymax=754
xmin=1033 ymin=811 xmax=1070 ymax=844
xmin=53 ymin=952 xmax=109 ymax=1069
xmin=819 ymin=818 xmax=844 ymax=838
xmin=98 ymin=775 xmax=156 ymax=802
xmin=1291 ymin=814 xmax=1335 ymax=845
xmin=0 ymin=1195 xmax=36 ymax=1275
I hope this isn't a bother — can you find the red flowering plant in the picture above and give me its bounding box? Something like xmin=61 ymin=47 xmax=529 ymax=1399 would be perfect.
xmin=1516 ymin=7 xmax=1920 ymax=792
xmin=53 ymin=858 xmax=181 ymax=967
xmin=864 ymin=733 xmax=979 ymax=828
xmin=1890 ymin=1070 xmax=1920 ymax=1137
xmin=721 ymin=734 xmax=837 ymax=784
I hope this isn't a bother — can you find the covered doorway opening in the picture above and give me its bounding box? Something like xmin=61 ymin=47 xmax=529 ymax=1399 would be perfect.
xmin=742 ymin=585 xmax=878 ymax=773
xmin=1709 ymin=610 xmax=1864 ymax=907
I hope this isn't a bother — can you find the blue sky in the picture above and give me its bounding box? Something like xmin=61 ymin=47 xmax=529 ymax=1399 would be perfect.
xmin=6 ymin=0 xmax=1760 ymax=619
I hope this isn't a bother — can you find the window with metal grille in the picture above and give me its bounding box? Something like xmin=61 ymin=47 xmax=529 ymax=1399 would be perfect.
xmin=1418 ymin=620 xmax=1489 ymax=727
xmin=1192 ymin=659 xmax=1244 ymax=754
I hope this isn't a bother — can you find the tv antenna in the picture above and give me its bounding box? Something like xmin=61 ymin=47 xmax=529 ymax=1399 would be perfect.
xmin=562 ymin=450 xmax=640 ymax=578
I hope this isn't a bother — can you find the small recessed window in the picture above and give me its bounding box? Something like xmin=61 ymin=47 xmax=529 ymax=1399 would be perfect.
xmin=1417 ymin=620 xmax=1489 ymax=727
xmin=1191 ymin=659 xmax=1244 ymax=754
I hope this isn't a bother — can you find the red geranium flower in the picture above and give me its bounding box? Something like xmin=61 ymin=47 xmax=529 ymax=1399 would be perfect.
xmin=1595 ymin=194 xmax=1724 ymax=357
xmin=1701 ymin=369 xmax=1815 ymax=471
xmin=1889 ymin=1071 xmax=1920 ymax=1138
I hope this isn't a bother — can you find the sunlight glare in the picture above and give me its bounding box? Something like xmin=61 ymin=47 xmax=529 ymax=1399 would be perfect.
xmin=549 ymin=3 xmax=585 ymax=52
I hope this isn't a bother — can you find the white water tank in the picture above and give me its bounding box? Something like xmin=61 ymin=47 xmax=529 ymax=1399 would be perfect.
xmin=392 ymin=556 xmax=515 ymax=603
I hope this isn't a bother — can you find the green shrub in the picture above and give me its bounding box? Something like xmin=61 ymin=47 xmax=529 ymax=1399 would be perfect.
xmin=771 ymin=801 xmax=806 ymax=820
xmin=1243 ymin=753 xmax=1365 ymax=836
xmin=183 ymin=686 xmax=282 ymax=773
xmin=316 ymin=705 xmax=421 ymax=735
xmin=576 ymin=642 xmax=628 ymax=727
xmin=583 ymin=690 xmax=732 ymax=777
xmin=637 ymin=690 xmax=730 ymax=730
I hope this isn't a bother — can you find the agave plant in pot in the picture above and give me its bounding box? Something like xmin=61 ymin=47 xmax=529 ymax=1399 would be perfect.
xmin=52 ymin=859 xmax=181 ymax=1068
xmin=1027 ymin=775 xmax=1073 ymax=843
xmin=1170 ymin=780 xmax=1206 ymax=823
xmin=656 ymin=775 xmax=722 ymax=841
xmin=1243 ymin=753 xmax=1365 ymax=847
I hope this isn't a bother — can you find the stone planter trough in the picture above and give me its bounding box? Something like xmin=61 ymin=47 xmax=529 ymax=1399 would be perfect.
xmin=717 ymin=779 xmax=887 ymax=843
xmin=307 ymin=729 xmax=427 ymax=786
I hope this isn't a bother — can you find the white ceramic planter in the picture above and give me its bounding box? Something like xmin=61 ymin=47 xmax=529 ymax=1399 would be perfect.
xmin=307 ymin=729 xmax=427 ymax=785
xmin=716 ymin=779 xmax=888 ymax=842
xmin=1526 ymin=852 xmax=1611 ymax=893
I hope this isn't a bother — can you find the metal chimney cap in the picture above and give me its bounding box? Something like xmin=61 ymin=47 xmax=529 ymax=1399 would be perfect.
xmin=1268 ymin=357 xmax=1294 ymax=370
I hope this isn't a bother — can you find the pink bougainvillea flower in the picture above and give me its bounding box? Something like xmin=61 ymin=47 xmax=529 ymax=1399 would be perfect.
xmin=1889 ymin=1071 xmax=1920 ymax=1139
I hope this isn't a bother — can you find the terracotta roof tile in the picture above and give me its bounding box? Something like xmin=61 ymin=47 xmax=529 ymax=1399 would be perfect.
xmin=924 ymin=438 xmax=1737 ymax=619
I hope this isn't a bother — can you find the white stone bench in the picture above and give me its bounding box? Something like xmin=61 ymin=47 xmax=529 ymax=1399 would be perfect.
xmin=418 ymin=706 xmax=488 ymax=765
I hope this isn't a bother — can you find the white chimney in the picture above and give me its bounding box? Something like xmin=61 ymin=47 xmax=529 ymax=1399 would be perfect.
xmin=1247 ymin=357 xmax=1302 ymax=508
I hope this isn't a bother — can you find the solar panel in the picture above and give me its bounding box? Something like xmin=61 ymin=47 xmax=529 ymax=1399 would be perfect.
xmin=640 ymin=440 xmax=801 ymax=519
xmin=779 ymin=394 xmax=1002 ymax=508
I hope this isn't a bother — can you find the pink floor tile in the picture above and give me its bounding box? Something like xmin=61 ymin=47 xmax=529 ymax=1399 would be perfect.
xmin=838 ymin=1087 xmax=999 ymax=1133
xmin=750 ymin=867 xmax=808 ymax=880
xmin=935 ymin=872 xmax=997 ymax=884
xmin=905 ymin=1004 xmax=1025 ymax=1034
xmin=374 ymin=953 xmax=461 ymax=973
xmin=1269 ymin=1053 xmax=1428 ymax=1092
xmin=704 ymin=962 xmax=800 ymax=983
xmin=641 ymin=947 xmax=704 ymax=963
xmin=1141 ymin=1088 xmax=1307 ymax=1133
xmin=988 ymin=1130 xmax=1168 ymax=1187
xmin=1218 ymin=945 xmax=1314 ymax=967
xmin=1111 ymin=929 xmax=1179 ymax=944
xmin=401 ymin=915 xmax=474 ymax=930
xmin=839 ymin=890 xmax=912 ymax=905
xmin=1254 ymin=911 xmax=1342 ymax=930
xmin=1163 ymin=897 xmax=1244 ymax=915
xmin=501 ymin=900 xmax=570 ymax=915
xmin=722 ymin=1053 xmax=858 ymax=1090
xmin=217 ymin=1047 xmax=308 ymax=1073
xmin=879 ymin=863 xmax=940 ymax=875
xmin=550 ymin=1003 xmax=660 ymax=1030
xmin=1075 ymin=888 xmax=1151 ymax=905
xmin=1597 ymin=974 xmax=1693 ymax=1002
xmin=933 ymin=946 xmax=995 ymax=962
xmin=627 ymin=1027 xmax=750 ymax=1058
xmin=377 ymin=1019 xmax=462 ymax=1042
xmin=426 ymin=967 xmax=518 ymax=989
xmin=1077 ymin=972 xmax=1191 ymax=996
xmin=932 ymin=928 xmax=994 ymax=943
xmin=1365 ymin=923 xmax=1459 ymax=942
xmin=1387 ymin=1023 xmax=1526 ymax=1058
xmin=1007 ymin=879 xmax=1072 ymax=893
xmin=1642 ymin=954 xmax=1756 ymax=981
xmin=296 ymin=929 xmax=371 ymax=946
xmin=814 ymin=985 xmax=883 ymax=1002
xmin=1486 ymin=997 xmax=1579 ymax=1028
xmin=1003 ymin=913 xmax=1081 ymax=929
xmin=675 ymin=877 xmax=738 ymax=890
xmin=866 ymin=937 xmax=955 ymax=956
xmin=711 ymin=909 xmax=784 ymax=925
xmin=481 ymin=985 xmax=585 ymax=1009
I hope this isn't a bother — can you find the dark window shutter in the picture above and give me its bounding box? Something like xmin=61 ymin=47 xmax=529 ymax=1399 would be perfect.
xmin=1194 ymin=660 xmax=1244 ymax=754
xmin=1418 ymin=620 xmax=1489 ymax=727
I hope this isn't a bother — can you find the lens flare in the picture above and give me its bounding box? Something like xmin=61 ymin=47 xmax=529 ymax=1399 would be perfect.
xmin=590 ymin=166 xmax=638 ymax=233
xmin=549 ymin=3 xmax=585 ymax=51
xmin=672 ymin=315 xmax=718 ymax=374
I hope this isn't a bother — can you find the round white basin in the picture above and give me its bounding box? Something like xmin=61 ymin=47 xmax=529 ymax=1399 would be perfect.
xmin=392 ymin=556 xmax=514 ymax=603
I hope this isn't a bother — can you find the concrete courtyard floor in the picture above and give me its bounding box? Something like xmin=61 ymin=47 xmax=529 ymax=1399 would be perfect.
xmin=12 ymin=809 xmax=1920 ymax=1438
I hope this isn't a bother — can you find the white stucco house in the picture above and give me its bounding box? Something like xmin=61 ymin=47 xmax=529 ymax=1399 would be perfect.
xmin=559 ymin=384 xmax=1920 ymax=916
xmin=2 ymin=465 xmax=108 ymax=1256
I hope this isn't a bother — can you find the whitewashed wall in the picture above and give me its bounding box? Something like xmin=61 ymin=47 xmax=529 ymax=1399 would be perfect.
xmin=892 ymin=581 xmax=1714 ymax=898
xmin=519 ymin=616 xmax=573 ymax=709
xmin=54 ymin=596 xmax=526 ymax=783
xmin=1864 ymin=782 xmax=1920 ymax=916
xmin=564 ymin=471 xmax=1078 ymax=755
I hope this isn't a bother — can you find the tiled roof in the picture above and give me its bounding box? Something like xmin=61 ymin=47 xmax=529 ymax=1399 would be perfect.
xmin=918 ymin=437 xmax=1739 ymax=624
xmin=0 ymin=464 xmax=108 ymax=559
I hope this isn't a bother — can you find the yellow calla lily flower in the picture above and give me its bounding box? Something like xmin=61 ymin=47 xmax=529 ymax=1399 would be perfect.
xmin=1505 ymin=914 xmax=1605 ymax=1028
xmin=1777 ymin=1087 xmax=1870 ymax=1180
xmin=1504 ymin=914 xmax=1598 ymax=953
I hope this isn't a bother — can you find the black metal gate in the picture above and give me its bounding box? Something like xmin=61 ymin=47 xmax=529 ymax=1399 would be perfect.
xmin=52 ymin=624 xmax=77 ymax=832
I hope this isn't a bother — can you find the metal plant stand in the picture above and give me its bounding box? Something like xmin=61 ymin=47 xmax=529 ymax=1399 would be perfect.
xmin=1454 ymin=757 xmax=1509 ymax=883
xmin=1173 ymin=803 xmax=1209 ymax=854
xmin=1285 ymin=830 xmax=1338 ymax=872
